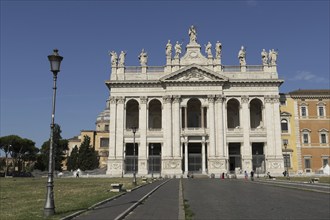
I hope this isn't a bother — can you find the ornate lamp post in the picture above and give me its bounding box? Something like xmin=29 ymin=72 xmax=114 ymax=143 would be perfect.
xmin=284 ymin=143 xmax=290 ymax=180
xmin=132 ymin=126 xmax=137 ymax=185
xmin=44 ymin=49 xmax=63 ymax=217
xmin=151 ymin=144 xmax=154 ymax=179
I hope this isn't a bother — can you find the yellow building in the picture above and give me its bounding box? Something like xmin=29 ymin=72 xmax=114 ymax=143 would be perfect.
xmin=280 ymin=94 xmax=299 ymax=174
xmin=289 ymin=89 xmax=330 ymax=174
xmin=67 ymin=101 xmax=110 ymax=169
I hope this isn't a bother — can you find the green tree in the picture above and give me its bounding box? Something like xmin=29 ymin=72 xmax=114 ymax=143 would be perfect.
xmin=38 ymin=124 xmax=68 ymax=171
xmin=77 ymin=136 xmax=99 ymax=171
xmin=0 ymin=135 xmax=39 ymax=173
xmin=66 ymin=145 xmax=79 ymax=171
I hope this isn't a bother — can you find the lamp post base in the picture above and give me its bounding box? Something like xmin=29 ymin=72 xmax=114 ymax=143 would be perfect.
xmin=44 ymin=208 xmax=55 ymax=217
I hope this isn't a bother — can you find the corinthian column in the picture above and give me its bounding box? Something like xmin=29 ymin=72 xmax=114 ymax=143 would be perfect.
xmin=241 ymin=95 xmax=252 ymax=172
xmin=163 ymin=95 xmax=172 ymax=157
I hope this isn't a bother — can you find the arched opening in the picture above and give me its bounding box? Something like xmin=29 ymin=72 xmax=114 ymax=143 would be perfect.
xmin=227 ymin=99 xmax=240 ymax=128
xmin=148 ymin=99 xmax=162 ymax=129
xmin=187 ymin=98 xmax=202 ymax=128
xmin=250 ymin=99 xmax=263 ymax=128
xmin=126 ymin=99 xmax=139 ymax=129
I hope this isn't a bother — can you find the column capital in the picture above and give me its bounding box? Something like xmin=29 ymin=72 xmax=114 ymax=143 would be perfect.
xmin=109 ymin=96 xmax=117 ymax=104
xmin=207 ymin=95 xmax=215 ymax=103
xmin=163 ymin=95 xmax=172 ymax=103
xmin=117 ymin=96 xmax=125 ymax=104
xmin=140 ymin=96 xmax=148 ymax=104
xmin=173 ymin=95 xmax=181 ymax=103
xmin=241 ymin=95 xmax=249 ymax=103
xmin=215 ymin=95 xmax=225 ymax=103
xmin=264 ymin=95 xmax=272 ymax=103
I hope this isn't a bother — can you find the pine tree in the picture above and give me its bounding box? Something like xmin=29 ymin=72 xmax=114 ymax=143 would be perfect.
xmin=66 ymin=145 xmax=79 ymax=171
xmin=77 ymin=136 xmax=99 ymax=171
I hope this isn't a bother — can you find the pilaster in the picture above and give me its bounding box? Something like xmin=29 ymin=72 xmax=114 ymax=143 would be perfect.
xmin=138 ymin=96 xmax=148 ymax=175
xmin=173 ymin=95 xmax=181 ymax=158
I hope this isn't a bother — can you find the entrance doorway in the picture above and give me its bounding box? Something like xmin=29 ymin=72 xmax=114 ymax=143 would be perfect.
xmin=228 ymin=143 xmax=242 ymax=172
xmin=188 ymin=143 xmax=202 ymax=173
xmin=148 ymin=143 xmax=161 ymax=174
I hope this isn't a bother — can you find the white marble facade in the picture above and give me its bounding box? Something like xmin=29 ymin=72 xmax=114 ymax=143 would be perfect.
xmin=106 ymin=27 xmax=284 ymax=177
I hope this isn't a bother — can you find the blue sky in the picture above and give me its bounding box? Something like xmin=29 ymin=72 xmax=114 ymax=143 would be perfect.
xmin=1 ymin=0 xmax=329 ymax=148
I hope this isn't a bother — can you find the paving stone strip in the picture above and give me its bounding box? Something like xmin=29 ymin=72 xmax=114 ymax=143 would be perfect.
xmin=66 ymin=179 xmax=170 ymax=220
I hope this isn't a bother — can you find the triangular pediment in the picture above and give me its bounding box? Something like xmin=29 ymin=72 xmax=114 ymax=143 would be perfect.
xmin=160 ymin=64 xmax=228 ymax=82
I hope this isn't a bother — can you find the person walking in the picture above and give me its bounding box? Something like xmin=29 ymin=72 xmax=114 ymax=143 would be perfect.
xmin=250 ymin=170 xmax=254 ymax=181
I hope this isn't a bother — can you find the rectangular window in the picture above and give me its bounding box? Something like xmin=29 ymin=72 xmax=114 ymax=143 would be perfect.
xmin=283 ymin=154 xmax=291 ymax=168
xmin=323 ymin=158 xmax=329 ymax=167
xmin=319 ymin=107 xmax=324 ymax=117
xmin=100 ymin=138 xmax=109 ymax=148
xmin=301 ymin=106 xmax=306 ymax=117
xmin=304 ymin=158 xmax=311 ymax=169
xmin=105 ymin=125 xmax=109 ymax=131
xmin=281 ymin=120 xmax=288 ymax=133
xmin=303 ymin=134 xmax=309 ymax=144
xmin=321 ymin=134 xmax=327 ymax=144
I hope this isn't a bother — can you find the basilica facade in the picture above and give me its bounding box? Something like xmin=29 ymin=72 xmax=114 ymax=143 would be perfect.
xmin=106 ymin=27 xmax=284 ymax=177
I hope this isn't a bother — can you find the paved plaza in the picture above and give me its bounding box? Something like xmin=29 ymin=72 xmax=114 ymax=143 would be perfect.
xmin=73 ymin=178 xmax=330 ymax=220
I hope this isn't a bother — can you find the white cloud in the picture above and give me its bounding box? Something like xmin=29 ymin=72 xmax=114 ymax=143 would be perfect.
xmin=289 ymin=71 xmax=329 ymax=83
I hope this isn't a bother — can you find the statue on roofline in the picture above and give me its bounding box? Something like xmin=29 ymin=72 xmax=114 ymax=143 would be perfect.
xmin=118 ymin=51 xmax=126 ymax=67
xmin=238 ymin=46 xmax=246 ymax=66
xmin=215 ymin=41 xmax=222 ymax=59
xmin=188 ymin=25 xmax=197 ymax=43
xmin=138 ymin=49 xmax=148 ymax=66
xmin=109 ymin=51 xmax=118 ymax=67
xmin=166 ymin=40 xmax=172 ymax=57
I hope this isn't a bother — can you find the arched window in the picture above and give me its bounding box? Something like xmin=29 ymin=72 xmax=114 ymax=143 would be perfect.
xmin=148 ymin=99 xmax=162 ymax=129
xmin=227 ymin=99 xmax=240 ymax=128
xmin=250 ymin=99 xmax=263 ymax=129
xmin=126 ymin=99 xmax=139 ymax=129
xmin=187 ymin=98 xmax=202 ymax=128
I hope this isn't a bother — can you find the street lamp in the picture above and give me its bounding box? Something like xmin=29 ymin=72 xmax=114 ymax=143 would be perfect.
xmin=284 ymin=143 xmax=290 ymax=180
xmin=151 ymin=144 xmax=154 ymax=179
xmin=132 ymin=126 xmax=137 ymax=185
xmin=256 ymin=151 xmax=259 ymax=178
xmin=44 ymin=49 xmax=63 ymax=217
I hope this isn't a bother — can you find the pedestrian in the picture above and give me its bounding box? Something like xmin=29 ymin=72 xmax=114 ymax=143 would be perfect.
xmin=76 ymin=168 xmax=80 ymax=178
xmin=244 ymin=171 xmax=248 ymax=180
xmin=221 ymin=172 xmax=225 ymax=179
xmin=250 ymin=170 xmax=254 ymax=181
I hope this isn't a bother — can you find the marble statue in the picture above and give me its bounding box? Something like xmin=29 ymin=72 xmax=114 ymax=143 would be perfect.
xmin=166 ymin=40 xmax=172 ymax=57
xmin=215 ymin=41 xmax=222 ymax=59
xmin=138 ymin=49 xmax=148 ymax=66
xmin=205 ymin=42 xmax=212 ymax=57
xmin=174 ymin=41 xmax=182 ymax=58
xmin=269 ymin=49 xmax=278 ymax=65
xmin=238 ymin=46 xmax=246 ymax=66
xmin=109 ymin=51 xmax=118 ymax=66
xmin=118 ymin=51 xmax=126 ymax=67
xmin=188 ymin=25 xmax=197 ymax=43
xmin=261 ymin=49 xmax=268 ymax=65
